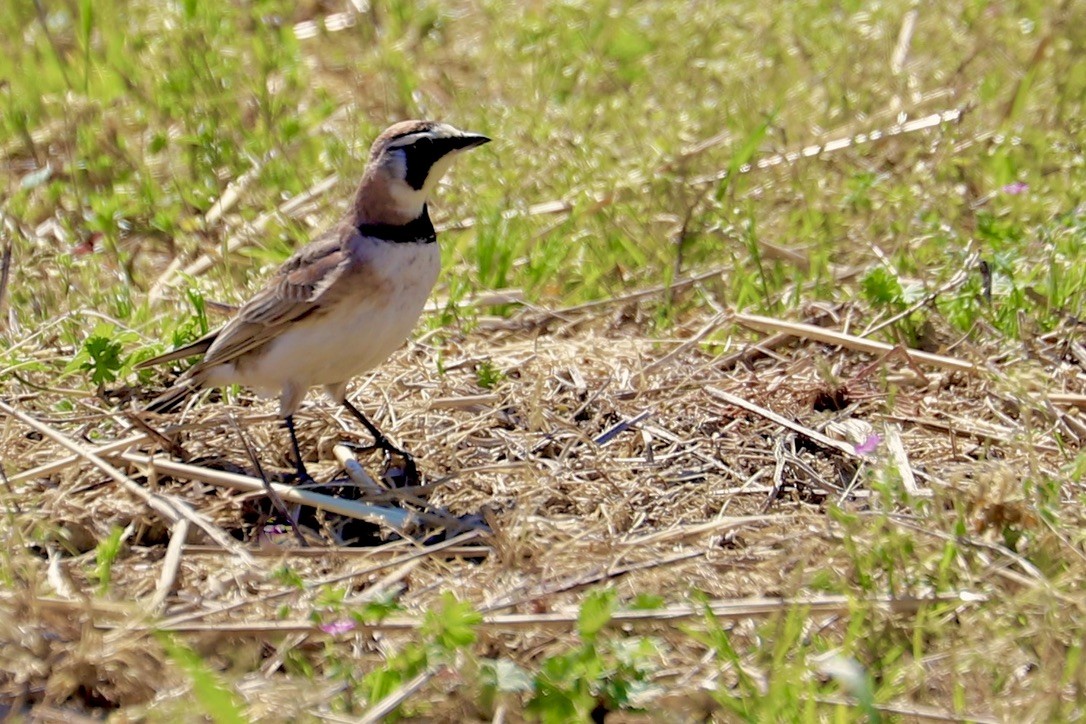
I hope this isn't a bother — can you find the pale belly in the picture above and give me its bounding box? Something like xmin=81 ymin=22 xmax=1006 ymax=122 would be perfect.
xmin=206 ymin=241 xmax=439 ymax=405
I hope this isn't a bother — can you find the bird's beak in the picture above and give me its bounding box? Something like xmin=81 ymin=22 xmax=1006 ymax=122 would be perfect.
xmin=450 ymin=133 xmax=491 ymax=151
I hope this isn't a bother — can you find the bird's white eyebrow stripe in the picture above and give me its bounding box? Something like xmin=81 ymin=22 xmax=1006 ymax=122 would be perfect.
xmin=387 ymin=131 xmax=428 ymax=144
xmin=386 ymin=129 xmax=457 ymax=148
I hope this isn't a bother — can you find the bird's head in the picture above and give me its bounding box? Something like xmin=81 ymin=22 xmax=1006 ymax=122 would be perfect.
xmin=357 ymin=120 xmax=490 ymax=224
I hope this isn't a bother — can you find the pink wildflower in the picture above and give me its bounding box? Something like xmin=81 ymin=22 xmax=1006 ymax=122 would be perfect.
xmin=854 ymin=434 xmax=882 ymax=455
xmin=319 ymin=619 xmax=356 ymax=635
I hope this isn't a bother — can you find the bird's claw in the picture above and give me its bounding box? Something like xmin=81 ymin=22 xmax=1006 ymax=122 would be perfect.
xmin=340 ymin=440 xmax=419 ymax=487
xmin=340 ymin=440 xmax=379 ymax=455
xmin=382 ymin=451 xmax=419 ymax=488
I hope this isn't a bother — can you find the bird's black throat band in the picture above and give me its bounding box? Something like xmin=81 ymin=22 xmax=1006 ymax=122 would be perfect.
xmin=356 ymin=206 xmax=436 ymax=244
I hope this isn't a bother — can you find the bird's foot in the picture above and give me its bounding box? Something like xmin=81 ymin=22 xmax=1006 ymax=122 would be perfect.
xmin=283 ymin=415 xmax=319 ymax=486
xmin=382 ymin=448 xmax=419 ymax=488
xmin=340 ymin=440 xmax=419 ymax=487
xmin=339 ymin=400 xmax=420 ymax=486
xmin=290 ymin=464 xmax=318 ymax=487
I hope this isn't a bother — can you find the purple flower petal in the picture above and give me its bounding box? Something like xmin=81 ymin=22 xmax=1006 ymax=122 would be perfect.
xmin=319 ymin=619 xmax=356 ymax=635
xmin=1001 ymin=181 xmax=1029 ymax=195
xmin=854 ymin=434 xmax=882 ymax=455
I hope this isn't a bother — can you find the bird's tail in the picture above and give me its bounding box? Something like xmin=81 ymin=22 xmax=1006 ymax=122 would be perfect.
xmin=145 ymin=376 xmax=203 ymax=414
xmin=136 ymin=334 xmax=216 ymax=370
xmin=138 ymin=334 xmax=217 ymax=414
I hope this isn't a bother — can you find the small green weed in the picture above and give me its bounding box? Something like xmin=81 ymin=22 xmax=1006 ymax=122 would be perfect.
xmin=91 ymin=525 xmax=125 ymax=595
xmin=359 ymin=592 xmax=481 ymax=710
xmin=159 ymin=634 xmax=250 ymax=724
xmin=521 ymin=591 xmax=661 ymax=721
xmin=474 ymin=359 xmax=506 ymax=390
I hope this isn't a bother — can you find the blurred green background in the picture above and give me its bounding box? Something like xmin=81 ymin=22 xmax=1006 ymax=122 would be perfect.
xmin=2 ymin=0 xmax=1082 ymax=355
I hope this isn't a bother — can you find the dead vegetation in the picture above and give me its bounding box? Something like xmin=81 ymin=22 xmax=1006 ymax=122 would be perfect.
xmin=3 ymin=290 xmax=1084 ymax=720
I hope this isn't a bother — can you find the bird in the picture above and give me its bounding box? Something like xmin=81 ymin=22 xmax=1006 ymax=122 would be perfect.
xmin=138 ymin=120 xmax=491 ymax=483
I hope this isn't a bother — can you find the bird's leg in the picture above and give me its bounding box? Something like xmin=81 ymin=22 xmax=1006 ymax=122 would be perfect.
xmin=284 ymin=415 xmax=315 ymax=484
xmin=341 ymin=399 xmax=418 ymax=485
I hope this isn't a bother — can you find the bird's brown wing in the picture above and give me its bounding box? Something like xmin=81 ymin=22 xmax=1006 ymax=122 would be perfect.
xmin=191 ymin=229 xmax=355 ymax=372
xmin=140 ymin=233 xmax=352 ymax=413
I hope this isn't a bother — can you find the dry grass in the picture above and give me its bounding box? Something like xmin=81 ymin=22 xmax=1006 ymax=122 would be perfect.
xmin=4 ymin=292 xmax=1085 ymax=720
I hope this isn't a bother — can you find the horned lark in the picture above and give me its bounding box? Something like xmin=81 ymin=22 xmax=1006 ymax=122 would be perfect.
xmin=140 ymin=120 xmax=490 ymax=482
